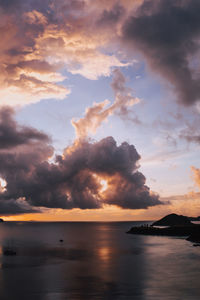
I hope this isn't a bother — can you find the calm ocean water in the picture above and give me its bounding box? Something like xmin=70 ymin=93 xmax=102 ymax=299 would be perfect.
xmin=0 ymin=221 xmax=199 ymax=300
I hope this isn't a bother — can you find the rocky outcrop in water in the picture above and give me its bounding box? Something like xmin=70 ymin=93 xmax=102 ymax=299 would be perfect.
xmin=127 ymin=224 xmax=199 ymax=236
xmin=127 ymin=214 xmax=200 ymax=240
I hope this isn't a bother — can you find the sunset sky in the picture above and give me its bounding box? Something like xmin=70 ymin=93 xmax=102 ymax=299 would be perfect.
xmin=1 ymin=0 xmax=200 ymax=221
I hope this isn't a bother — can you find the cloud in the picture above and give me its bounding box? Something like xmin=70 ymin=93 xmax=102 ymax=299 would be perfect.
xmin=191 ymin=166 xmax=200 ymax=190
xmin=179 ymin=118 xmax=200 ymax=144
xmin=180 ymin=134 xmax=200 ymax=144
xmin=72 ymin=69 xmax=140 ymax=139
xmin=0 ymin=107 xmax=161 ymax=215
xmin=97 ymin=3 xmax=125 ymax=26
xmin=122 ymin=0 xmax=200 ymax=106
xmin=0 ymin=106 xmax=50 ymax=149
xmin=0 ymin=6 xmax=69 ymax=105
xmin=3 ymin=0 xmax=200 ymax=107
xmin=0 ymin=0 xmax=131 ymax=105
xmin=72 ymin=99 xmax=112 ymax=139
xmin=0 ymin=106 xmax=54 ymax=215
xmin=0 ymin=198 xmax=39 ymax=215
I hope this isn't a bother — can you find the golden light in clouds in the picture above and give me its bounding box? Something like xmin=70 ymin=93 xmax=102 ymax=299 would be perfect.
xmin=93 ymin=173 xmax=108 ymax=194
xmin=100 ymin=179 xmax=108 ymax=193
xmin=0 ymin=178 xmax=6 ymax=188
xmin=0 ymin=178 xmax=7 ymax=192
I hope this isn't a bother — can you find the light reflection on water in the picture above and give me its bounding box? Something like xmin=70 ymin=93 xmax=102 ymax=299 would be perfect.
xmin=0 ymin=221 xmax=199 ymax=299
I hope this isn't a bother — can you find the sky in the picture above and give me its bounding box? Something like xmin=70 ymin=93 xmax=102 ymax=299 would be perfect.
xmin=0 ymin=0 xmax=200 ymax=221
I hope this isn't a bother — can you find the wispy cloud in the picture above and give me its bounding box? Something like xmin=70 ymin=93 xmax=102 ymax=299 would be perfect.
xmin=72 ymin=69 xmax=140 ymax=139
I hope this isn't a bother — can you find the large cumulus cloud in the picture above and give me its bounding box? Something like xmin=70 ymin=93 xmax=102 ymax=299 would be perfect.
xmin=0 ymin=107 xmax=161 ymax=215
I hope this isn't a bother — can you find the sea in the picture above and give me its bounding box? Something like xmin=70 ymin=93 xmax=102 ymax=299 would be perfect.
xmin=0 ymin=221 xmax=199 ymax=300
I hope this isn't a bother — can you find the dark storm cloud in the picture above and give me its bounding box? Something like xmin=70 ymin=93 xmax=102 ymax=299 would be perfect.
xmin=0 ymin=108 xmax=161 ymax=215
xmin=0 ymin=199 xmax=39 ymax=215
xmin=123 ymin=0 xmax=200 ymax=106
xmin=11 ymin=136 xmax=160 ymax=210
xmin=0 ymin=107 xmax=50 ymax=149
xmin=0 ymin=107 xmax=53 ymax=215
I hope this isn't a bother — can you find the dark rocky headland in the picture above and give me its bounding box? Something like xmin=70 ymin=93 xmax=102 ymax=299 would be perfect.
xmin=151 ymin=213 xmax=192 ymax=226
xmin=127 ymin=214 xmax=200 ymax=243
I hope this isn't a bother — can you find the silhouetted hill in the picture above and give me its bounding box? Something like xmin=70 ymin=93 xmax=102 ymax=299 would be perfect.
xmin=152 ymin=213 xmax=191 ymax=226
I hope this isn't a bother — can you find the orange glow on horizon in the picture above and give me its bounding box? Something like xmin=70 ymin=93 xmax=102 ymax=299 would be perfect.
xmin=3 ymin=206 xmax=150 ymax=222
xmin=2 ymin=193 xmax=200 ymax=223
